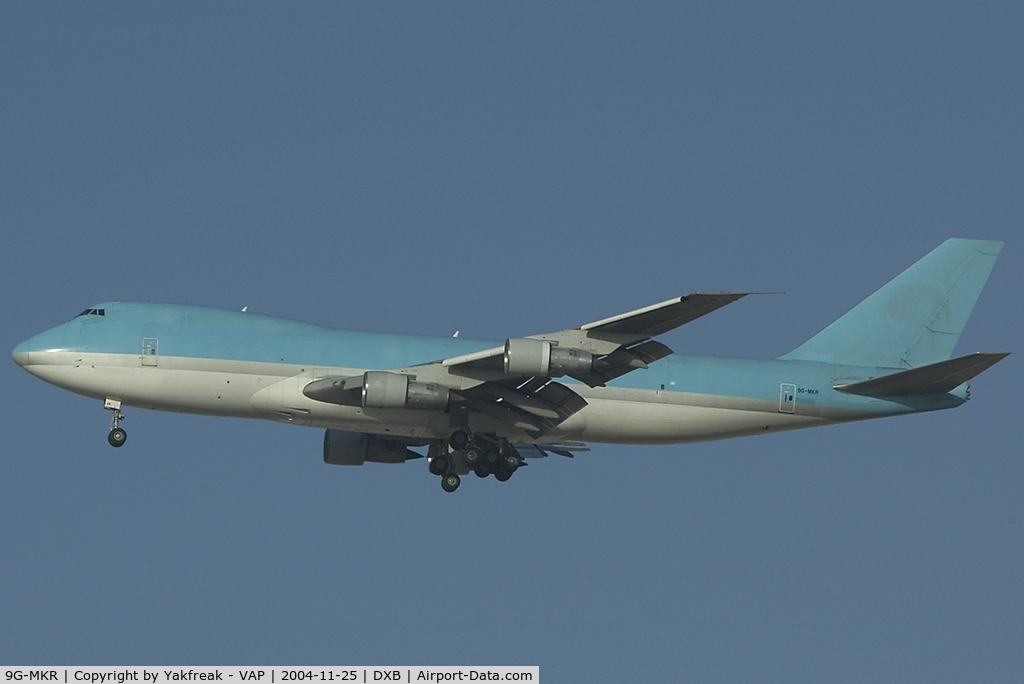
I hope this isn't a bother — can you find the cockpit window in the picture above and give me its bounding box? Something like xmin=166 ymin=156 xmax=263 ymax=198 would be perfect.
xmin=76 ymin=308 xmax=106 ymax=317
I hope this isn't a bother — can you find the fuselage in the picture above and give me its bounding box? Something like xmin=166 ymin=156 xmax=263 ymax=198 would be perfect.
xmin=12 ymin=302 xmax=966 ymax=445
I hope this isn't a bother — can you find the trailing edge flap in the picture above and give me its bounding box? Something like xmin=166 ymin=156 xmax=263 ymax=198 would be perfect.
xmin=570 ymin=339 xmax=672 ymax=387
xmin=514 ymin=441 xmax=591 ymax=458
xmin=833 ymin=352 xmax=1009 ymax=397
xmin=458 ymin=378 xmax=588 ymax=436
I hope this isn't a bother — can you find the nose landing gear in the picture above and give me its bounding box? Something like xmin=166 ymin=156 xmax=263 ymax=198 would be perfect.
xmin=105 ymin=398 xmax=126 ymax=448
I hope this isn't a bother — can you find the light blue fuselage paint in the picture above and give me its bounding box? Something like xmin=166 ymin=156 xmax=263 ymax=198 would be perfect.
xmin=11 ymin=239 xmax=1003 ymax=474
xmin=12 ymin=301 xmax=964 ymax=447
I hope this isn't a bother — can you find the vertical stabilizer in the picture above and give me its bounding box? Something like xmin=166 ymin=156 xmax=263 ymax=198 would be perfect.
xmin=780 ymin=239 xmax=1003 ymax=368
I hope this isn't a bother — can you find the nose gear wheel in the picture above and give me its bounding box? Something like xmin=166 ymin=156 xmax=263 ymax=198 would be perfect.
xmin=106 ymin=400 xmax=126 ymax=448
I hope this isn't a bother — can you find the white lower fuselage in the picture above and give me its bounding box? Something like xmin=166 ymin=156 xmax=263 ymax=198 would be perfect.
xmin=13 ymin=301 xmax=967 ymax=449
xmin=19 ymin=349 xmax=890 ymax=446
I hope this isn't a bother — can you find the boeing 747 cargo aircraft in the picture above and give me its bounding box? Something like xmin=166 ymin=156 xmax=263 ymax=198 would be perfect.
xmin=12 ymin=239 xmax=1008 ymax=492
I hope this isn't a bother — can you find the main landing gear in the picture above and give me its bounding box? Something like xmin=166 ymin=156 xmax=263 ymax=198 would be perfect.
xmin=428 ymin=430 xmax=524 ymax=493
xmin=105 ymin=398 xmax=126 ymax=448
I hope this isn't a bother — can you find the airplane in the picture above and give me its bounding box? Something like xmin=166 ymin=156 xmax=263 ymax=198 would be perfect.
xmin=12 ymin=238 xmax=1009 ymax=493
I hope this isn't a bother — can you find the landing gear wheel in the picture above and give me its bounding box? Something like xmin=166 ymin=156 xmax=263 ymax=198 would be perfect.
xmin=448 ymin=430 xmax=470 ymax=450
xmin=463 ymin=446 xmax=481 ymax=466
xmin=429 ymin=455 xmax=451 ymax=476
xmin=474 ymin=466 xmax=490 ymax=478
xmin=504 ymin=453 xmax=522 ymax=470
xmin=108 ymin=428 xmax=127 ymax=448
xmin=441 ymin=473 xmax=461 ymax=492
xmin=106 ymin=401 xmax=126 ymax=447
xmin=494 ymin=467 xmax=513 ymax=482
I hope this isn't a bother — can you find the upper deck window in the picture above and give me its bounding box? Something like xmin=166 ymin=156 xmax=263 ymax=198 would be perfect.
xmin=76 ymin=308 xmax=106 ymax=317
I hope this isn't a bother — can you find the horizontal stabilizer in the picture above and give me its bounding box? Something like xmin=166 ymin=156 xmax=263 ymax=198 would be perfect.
xmin=833 ymin=352 xmax=1009 ymax=397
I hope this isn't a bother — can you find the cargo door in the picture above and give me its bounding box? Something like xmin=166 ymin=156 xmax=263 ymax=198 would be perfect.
xmin=779 ymin=383 xmax=796 ymax=413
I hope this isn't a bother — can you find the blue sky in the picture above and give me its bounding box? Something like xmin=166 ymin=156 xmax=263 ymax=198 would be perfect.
xmin=2 ymin=3 xmax=1021 ymax=681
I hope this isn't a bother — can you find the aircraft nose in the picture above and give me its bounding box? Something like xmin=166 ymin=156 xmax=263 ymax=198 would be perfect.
xmin=12 ymin=337 xmax=31 ymax=368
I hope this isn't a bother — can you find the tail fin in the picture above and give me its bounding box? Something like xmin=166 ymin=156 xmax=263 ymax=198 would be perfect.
xmin=780 ymin=239 xmax=1003 ymax=368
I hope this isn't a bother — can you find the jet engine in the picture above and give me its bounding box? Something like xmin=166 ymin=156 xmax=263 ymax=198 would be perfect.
xmin=323 ymin=429 xmax=423 ymax=465
xmin=503 ymin=338 xmax=593 ymax=376
xmin=361 ymin=371 xmax=449 ymax=409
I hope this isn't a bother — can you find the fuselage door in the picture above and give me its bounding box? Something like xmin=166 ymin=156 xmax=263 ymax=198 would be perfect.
xmin=779 ymin=383 xmax=796 ymax=413
xmin=142 ymin=337 xmax=159 ymax=366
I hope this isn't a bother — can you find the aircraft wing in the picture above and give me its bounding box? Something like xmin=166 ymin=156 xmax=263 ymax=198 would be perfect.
xmin=577 ymin=291 xmax=750 ymax=339
xmin=305 ymin=292 xmax=750 ymax=437
xmin=441 ymin=292 xmax=750 ymax=386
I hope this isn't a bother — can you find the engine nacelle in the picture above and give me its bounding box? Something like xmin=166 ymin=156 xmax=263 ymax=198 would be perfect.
xmin=323 ymin=429 xmax=419 ymax=465
xmin=504 ymin=338 xmax=593 ymax=376
xmin=548 ymin=346 xmax=594 ymax=375
xmin=361 ymin=371 xmax=449 ymax=410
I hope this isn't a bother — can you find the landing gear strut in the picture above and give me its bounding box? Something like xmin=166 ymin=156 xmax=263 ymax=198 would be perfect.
xmin=105 ymin=398 xmax=126 ymax=448
xmin=430 ymin=432 xmax=523 ymax=492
